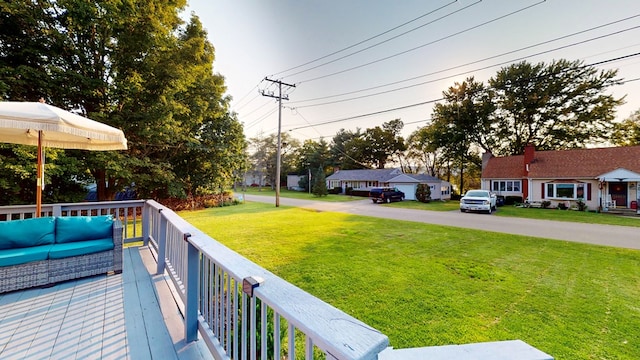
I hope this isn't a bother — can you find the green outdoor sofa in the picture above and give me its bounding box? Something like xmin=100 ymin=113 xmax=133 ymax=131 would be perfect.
xmin=0 ymin=215 xmax=123 ymax=293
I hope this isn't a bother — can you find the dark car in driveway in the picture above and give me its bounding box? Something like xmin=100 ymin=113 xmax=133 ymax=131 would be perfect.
xmin=369 ymin=187 xmax=405 ymax=203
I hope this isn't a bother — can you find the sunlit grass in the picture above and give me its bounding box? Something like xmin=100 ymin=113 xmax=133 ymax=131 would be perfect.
xmin=236 ymin=187 xmax=363 ymax=202
xmin=180 ymin=202 xmax=640 ymax=360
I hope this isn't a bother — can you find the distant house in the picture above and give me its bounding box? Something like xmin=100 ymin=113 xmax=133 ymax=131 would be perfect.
xmin=287 ymin=173 xmax=304 ymax=190
xmin=326 ymin=168 xmax=451 ymax=200
xmin=481 ymin=144 xmax=640 ymax=210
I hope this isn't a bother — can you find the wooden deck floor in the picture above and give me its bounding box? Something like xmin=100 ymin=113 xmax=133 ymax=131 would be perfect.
xmin=0 ymin=246 xmax=212 ymax=360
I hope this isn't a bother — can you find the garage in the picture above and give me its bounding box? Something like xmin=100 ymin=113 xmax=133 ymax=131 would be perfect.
xmin=393 ymin=184 xmax=416 ymax=200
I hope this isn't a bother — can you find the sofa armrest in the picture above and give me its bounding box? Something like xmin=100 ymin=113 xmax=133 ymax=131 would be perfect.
xmin=113 ymin=219 xmax=123 ymax=273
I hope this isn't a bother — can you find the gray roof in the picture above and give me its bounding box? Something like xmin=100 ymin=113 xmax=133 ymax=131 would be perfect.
xmin=326 ymin=168 xmax=402 ymax=182
xmin=327 ymin=168 xmax=446 ymax=183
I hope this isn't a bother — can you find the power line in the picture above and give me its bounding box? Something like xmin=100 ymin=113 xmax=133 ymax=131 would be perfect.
xmin=293 ymin=27 xmax=640 ymax=109
xmin=286 ymin=51 xmax=640 ymax=133
xmin=290 ymin=13 xmax=640 ymax=106
xmin=278 ymin=0 xmax=477 ymax=79
xmin=270 ymin=0 xmax=459 ymax=77
xmin=288 ymin=98 xmax=443 ymax=132
xmin=296 ymin=0 xmax=547 ymax=84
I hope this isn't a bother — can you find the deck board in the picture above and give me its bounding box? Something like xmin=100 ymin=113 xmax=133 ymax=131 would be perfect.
xmin=0 ymin=246 xmax=211 ymax=360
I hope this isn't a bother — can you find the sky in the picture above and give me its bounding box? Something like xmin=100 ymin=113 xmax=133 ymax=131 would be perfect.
xmin=183 ymin=0 xmax=640 ymax=143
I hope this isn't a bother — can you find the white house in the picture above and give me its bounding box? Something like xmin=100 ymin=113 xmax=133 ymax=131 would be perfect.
xmin=326 ymin=168 xmax=451 ymax=200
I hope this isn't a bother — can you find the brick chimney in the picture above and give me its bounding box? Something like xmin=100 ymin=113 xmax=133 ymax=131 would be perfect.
xmin=523 ymin=144 xmax=535 ymax=176
xmin=481 ymin=151 xmax=493 ymax=172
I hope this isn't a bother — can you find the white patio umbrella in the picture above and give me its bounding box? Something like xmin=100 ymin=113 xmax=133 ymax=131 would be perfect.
xmin=0 ymin=101 xmax=127 ymax=216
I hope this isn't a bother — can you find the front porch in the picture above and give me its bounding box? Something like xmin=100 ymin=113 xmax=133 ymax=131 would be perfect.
xmin=0 ymin=200 xmax=553 ymax=360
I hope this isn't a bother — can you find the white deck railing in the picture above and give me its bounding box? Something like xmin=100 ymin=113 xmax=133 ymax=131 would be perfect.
xmin=143 ymin=200 xmax=389 ymax=360
xmin=0 ymin=200 xmax=146 ymax=243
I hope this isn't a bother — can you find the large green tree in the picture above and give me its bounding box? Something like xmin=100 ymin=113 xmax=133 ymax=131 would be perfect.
xmin=329 ymin=128 xmax=368 ymax=170
xmin=430 ymin=77 xmax=494 ymax=194
xmin=363 ymin=119 xmax=406 ymax=169
xmin=489 ymin=59 xmax=623 ymax=155
xmin=0 ymin=1 xmax=246 ymax=203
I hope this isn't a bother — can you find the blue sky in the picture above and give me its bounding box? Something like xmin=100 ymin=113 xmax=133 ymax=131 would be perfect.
xmin=184 ymin=0 xmax=640 ymax=142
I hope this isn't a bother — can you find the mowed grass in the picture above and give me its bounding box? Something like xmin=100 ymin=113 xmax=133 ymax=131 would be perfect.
xmin=180 ymin=202 xmax=640 ymax=360
xmin=238 ymin=187 xmax=363 ymax=202
xmin=384 ymin=200 xmax=640 ymax=227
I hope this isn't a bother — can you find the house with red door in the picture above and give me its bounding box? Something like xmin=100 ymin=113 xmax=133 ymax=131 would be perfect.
xmin=481 ymin=144 xmax=640 ymax=211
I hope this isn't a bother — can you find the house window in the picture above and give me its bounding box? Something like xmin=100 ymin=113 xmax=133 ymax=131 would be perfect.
xmin=546 ymin=183 xmax=586 ymax=200
xmin=491 ymin=180 xmax=522 ymax=193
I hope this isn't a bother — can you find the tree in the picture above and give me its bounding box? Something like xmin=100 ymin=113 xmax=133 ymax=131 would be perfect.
xmin=612 ymin=109 xmax=640 ymax=146
xmin=295 ymin=139 xmax=330 ymax=192
xmin=311 ymin=166 xmax=328 ymax=197
xmin=329 ymin=128 xmax=368 ymax=170
xmin=430 ymin=77 xmax=493 ymax=194
xmin=363 ymin=119 xmax=406 ymax=169
xmin=407 ymin=125 xmax=451 ymax=179
xmin=249 ymin=133 xmax=299 ymax=189
xmin=0 ymin=2 xmax=246 ymax=202
xmin=489 ymin=59 xmax=623 ymax=155
xmin=415 ymin=183 xmax=431 ymax=203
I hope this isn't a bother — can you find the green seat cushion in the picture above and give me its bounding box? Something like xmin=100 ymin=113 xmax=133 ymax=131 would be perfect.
xmin=0 ymin=217 xmax=56 ymax=249
xmin=48 ymin=239 xmax=114 ymax=259
xmin=55 ymin=215 xmax=114 ymax=243
xmin=0 ymin=245 xmax=52 ymax=266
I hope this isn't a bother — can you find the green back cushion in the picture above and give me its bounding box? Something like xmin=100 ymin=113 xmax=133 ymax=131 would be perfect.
xmin=0 ymin=217 xmax=56 ymax=249
xmin=55 ymin=215 xmax=114 ymax=243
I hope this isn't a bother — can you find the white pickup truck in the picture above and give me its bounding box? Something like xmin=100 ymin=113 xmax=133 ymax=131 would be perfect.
xmin=460 ymin=190 xmax=497 ymax=214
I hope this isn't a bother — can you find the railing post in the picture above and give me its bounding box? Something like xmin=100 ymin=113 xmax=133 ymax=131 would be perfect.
xmin=142 ymin=201 xmax=150 ymax=246
xmin=52 ymin=204 xmax=62 ymax=217
xmin=156 ymin=209 xmax=167 ymax=275
xmin=184 ymin=232 xmax=199 ymax=342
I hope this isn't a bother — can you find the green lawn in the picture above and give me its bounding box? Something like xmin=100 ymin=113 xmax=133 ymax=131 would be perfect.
xmin=383 ymin=200 xmax=640 ymax=227
xmin=237 ymin=187 xmax=364 ymax=202
xmin=180 ymin=202 xmax=640 ymax=360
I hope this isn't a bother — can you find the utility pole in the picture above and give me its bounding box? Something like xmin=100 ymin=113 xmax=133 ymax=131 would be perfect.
xmin=261 ymin=78 xmax=295 ymax=207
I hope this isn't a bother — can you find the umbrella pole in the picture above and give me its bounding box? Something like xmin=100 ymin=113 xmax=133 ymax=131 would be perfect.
xmin=36 ymin=130 xmax=42 ymax=218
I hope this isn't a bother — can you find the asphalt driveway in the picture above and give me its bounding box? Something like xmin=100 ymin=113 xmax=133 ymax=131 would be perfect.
xmin=243 ymin=194 xmax=640 ymax=250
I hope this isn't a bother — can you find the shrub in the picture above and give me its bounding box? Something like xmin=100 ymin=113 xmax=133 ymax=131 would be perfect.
xmin=328 ymin=187 xmax=342 ymax=194
xmin=541 ymin=201 xmax=551 ymax=209
xmin=505 ymin=196 xmax=524 ymax=205
xmin=576 ymin=199 xmax=587 ymax=211
xmin=415 ymin=184 xmax=432 ymax=203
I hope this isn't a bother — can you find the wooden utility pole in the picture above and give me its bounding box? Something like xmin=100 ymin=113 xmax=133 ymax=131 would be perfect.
xmin=261 ymin=78 xmax=295 ymax=207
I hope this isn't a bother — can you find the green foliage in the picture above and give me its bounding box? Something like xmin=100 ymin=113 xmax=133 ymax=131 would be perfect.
xmin=415 ymin=183 xmax=431 ymax=203
xmin=329 ymin=128 xmax=368 ymax=170
xmin=249 ymin=133 xmax=299 ymax=190
xmin=0 ymin=1 xmax=246 ymax=202
xmin=182 ymin=203 xmax=640 ymax=359
xmin=363 ymin=119 xmax=406 ymax=169
xmin=612 ymin=109 xmax=640 ymax=146
xmin=311 ymin=166 xmax=328 ymax=197
xmin=576 ymin=199 xmax=587 ymax=211
xmin=489 ymin=59 xmax=622 ymax=155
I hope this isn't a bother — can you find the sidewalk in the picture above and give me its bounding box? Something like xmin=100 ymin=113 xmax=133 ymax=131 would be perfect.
xmin=244 ymin=194 xmax=640 ymax=250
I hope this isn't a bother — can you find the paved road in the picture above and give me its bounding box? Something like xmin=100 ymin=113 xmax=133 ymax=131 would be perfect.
xmin=244 ymin=194 xmax=640 ymax=250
